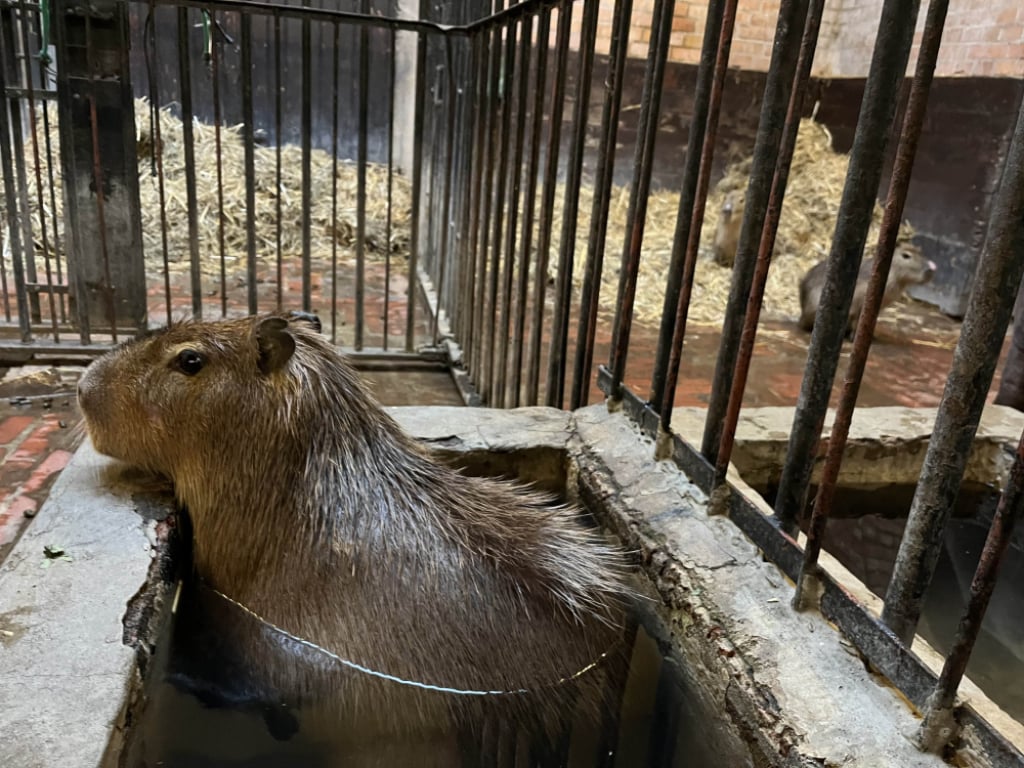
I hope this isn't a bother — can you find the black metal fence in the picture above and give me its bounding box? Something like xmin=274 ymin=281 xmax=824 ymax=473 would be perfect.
xmin=2 ymin=0 xmax=1024 ymax=762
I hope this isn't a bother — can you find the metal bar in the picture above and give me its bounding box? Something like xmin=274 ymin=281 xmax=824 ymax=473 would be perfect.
xmin=699 ymin=0 xmax=811 ymax=461
xmin=606 ymin=0 xmax=675 ymax=400
xmin=570 ymin=0 xmax=632 ymax=410
xmin=212 ymin=14 xmax=227 ymax=317
xmin=177 ymin=6 xmax=202 ymax=319
xmin=918 ymin=426 xmax=1024 ymax=752
xmin=433 ymin=34 xmax=458 ymax=349
xmin=485 ymin=19 xmax=516 ymax=405
xmin=405 ymin=23 xmax=427 ymax=351
xmin=300 ymin=14 xmax=312 ymax=314
xmin=510 ymin=7 xmax=549 ymax=408
xmin=330 ymin=21 xmax=339 ymax=344
xmin=772 ymin=0 xmax=922 ymax=530
xmin=274 ymin=12 xmax=282 ymax=313
xmin=240 ymin=13 xmax=257 ymax=314
xmin=19 ymin=6 xmax=60 ymax=340
xmin=383 ymin=24 xmax=397 ymax=351
xmin=882 ymin=85 xmax=1024 ymax=644
xmin=354 ymin=6 xmax=369 ymax=347
xmin=496 ymin=16 xmax=530 ymax=407
xmin=794 ymin=0 xmax=946 ymax=609
xmin=648 ymin=0 xmax=729 ymax=413
xmin=0 ymin=19 xmax=29 ymax=339
xmin=142 ymin=5 xmax=171 ymax=330
xmin=546 ymin=0 xmax=598 ymax=408
xmin=713 ymin=0 xmax=821 ymax=498
xmin=39 ymin=77 xmax=65 ymax=325
xmin=471 ymin=15 xmax=501 ymax=390
xmin=454 ymin=32 xmax=481 ymax=364
xmin=84 ymin=15 xmax=117 ymax=342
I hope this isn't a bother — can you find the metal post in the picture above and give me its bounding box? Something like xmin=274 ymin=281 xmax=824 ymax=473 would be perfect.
xmin=882 ymin=87 xmax=1024 ymax=644
xmin=52 ymin=0 xmax=146 ymax=333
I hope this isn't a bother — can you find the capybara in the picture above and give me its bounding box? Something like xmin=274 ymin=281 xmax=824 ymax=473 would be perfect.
xmin=712 ymin=189 xmax=745 ymax=267
xmin=798 ymin=243 xmax=936 ymax=337
xmin=78 ymin=312 xmax=631 ymax=763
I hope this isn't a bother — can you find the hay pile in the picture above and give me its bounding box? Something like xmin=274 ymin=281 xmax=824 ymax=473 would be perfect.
xmin=551 ymin=118 xmax=916 ymax=326
xmin=5 ymin=99 xmax=412 ymax=278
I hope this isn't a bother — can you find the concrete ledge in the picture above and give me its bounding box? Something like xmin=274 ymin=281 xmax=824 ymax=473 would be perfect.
xmin=0 ymin=446 xmax=172 ymax=768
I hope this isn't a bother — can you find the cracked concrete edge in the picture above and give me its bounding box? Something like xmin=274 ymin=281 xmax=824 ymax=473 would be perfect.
xmin=571 ymin=404 xmax=952 ymax=768
xmin=672 ymin=404 xmax=1024 ymax=488
xmin=0 ymin=444 xmax=176 ymax=768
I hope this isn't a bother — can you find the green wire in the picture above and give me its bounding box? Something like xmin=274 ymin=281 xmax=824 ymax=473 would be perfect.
xmin=38 ymin=0 xmax=51 ymax=66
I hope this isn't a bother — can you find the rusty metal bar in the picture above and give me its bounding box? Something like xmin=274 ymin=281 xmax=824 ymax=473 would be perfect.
xmin=405 ymin=21 xmax=427 ymax=351
xmin=916 ymin=426 xmax=1024 ymax=753
xmin=509 ymin=7 xmax=548 ymax=407
xmin=526 ymin=0 xmax=570 ymax=405
xmin=545 ymin=0 xmax=598 ymax=408
xmin=212 ymin=16 xmax=227 ymax=317
xmin=463 ymin=29 xmax=489 ymax=370
xmin=794 ymin=0 xmax=947 ymax=609
xmin=882 ymin=86 xmax=1024 ymax=644
xmin=697 ymin=0 xmax=811 ymax=461
xmin=383 ymin=25 xmax=397 ymax=350
xmin=655 ymin=0 xmax=736 ymax=436
xmin=177 ymin=6 xmax=201 ymax=319
xmin=570 ymin=0 xmax=632 ymax=411
xmin=772 ymin=0 xmax=922 ymax=529
xmin=330 ymin=20 xmax=340 ymax=343
xmin=605 ymin=0 xmax=674 ymax=402
xmin=0 ymin=18 xmax=29 ymax=339
xmin=433 ymin=34 xmax=458 ymax=349
xmin=711 ymin=0 xmax=824 ymax=498
xmin=355 ymin=5 xmax=369 ymax=347
xmin=650 ymin=0 xmax=731 ymax=415
xmin=300 ymin=14 xmax=313 ymax=315
xmin=240 ymin=13 xmax=257 ymax=314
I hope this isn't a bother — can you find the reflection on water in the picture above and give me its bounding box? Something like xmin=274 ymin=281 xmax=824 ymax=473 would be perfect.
xmin=121 ymin=578 xmax=728 ymax=768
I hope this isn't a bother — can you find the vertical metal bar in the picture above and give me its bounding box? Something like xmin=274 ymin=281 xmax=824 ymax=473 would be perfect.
xmin=713 ymin=0 xmax=822 ymax=496
xmin=143 ymin=6 xmax=172 ymax=330
xmin=177 ymin=7 xmax=202 ymax=319
xmin=0 ymin=26 xmax=30 ymax=339
xmin=471 ymin=16 xmax=501 ymax=387
xmin=40 ymin=78 xmax=65 ymax=324
xmin=570 ymin=0 xmax=632 ymax=410
xmin=384 ymin=24 xmax=397 ymax=350
xmin=793 ymin=0 xmax=946 ymax=609
xmin=330 ymin=21 xmax=340 ymax=344
xmin=354 ymin=10 xmax=369 ymax=347
xmin=454 ymin=31 xmax=480 ymax=360
xmin=656 ymin=0 xmax=736 ymax=435
xmin=84 ymin=15 xmax=117 ymax=341
xmin=510 ymin=8 xmax=549 ymax=408
xmin=19 ymin=7 xmax=59 ymax=339
xmin=496 ymin=17 xmax=529 ymax=407
xmin=772 ymin=0 xmax=922 ymax=528
xmin=212 ymin=14 xmax=228 ymax=318
xmin=405 ymin=22 xmax=428 ymax=351
xmin=881 ymin=88 xmax=1024 ymax=644
xmin=699 ymin=0 xmax=813 ymax=460
xmin=606 ymin=0 xmax=674 ymax=399
xmin=274 ymin=13 xmax=283 ymax=312
xmin=432 ymin=34 xmax=458 ymax=348
xmin=526 ymin=1 xmax=570 ymax=405
xmin=916 ymin=427 xmax=1024 ymax=752
xmin=546 ymin=0 xmax=598 ymax=408
xmin=461 ymin=29 xmax=486 ymax=371
xmin=241 ymin=14 xmax=258 ymax=314
xmin=301 ymin=14 xmax=312 ymax=314
xmin=485 ymin=20 xmax=516 ymax=405
xmin=648 ymin=0 xmax=729 ymax=412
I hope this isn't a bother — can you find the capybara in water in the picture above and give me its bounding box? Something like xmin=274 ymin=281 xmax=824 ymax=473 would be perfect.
xmin=712 ymin=189 xmax=745 ymax=267
xmin=78 ymin=312 xmax=631 ymax=762
xmin=798 ymin=242 xmax=936 ymax=337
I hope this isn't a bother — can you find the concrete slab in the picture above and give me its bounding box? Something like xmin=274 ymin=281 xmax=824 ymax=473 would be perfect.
xmin=0 ymin=445 xmax=162 ymax=768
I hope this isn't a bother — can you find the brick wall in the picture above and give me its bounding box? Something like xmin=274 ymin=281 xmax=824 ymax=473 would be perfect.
xmin=574 ymin=0 xmax=1024 ymax=78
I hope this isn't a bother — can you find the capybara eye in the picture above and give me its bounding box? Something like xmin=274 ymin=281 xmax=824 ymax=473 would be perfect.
xmin=900 ymin=250 xmax=910 ymax=259
xmin=175 ymin=349 xmax=205 ymax=376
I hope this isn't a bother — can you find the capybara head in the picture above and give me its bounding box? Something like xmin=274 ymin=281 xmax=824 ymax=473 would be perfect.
xmin=890 ymin=242 xmax=937 ymax=288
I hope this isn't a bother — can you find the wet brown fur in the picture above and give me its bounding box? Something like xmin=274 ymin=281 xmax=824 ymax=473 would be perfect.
xmin=798 ymin=242 xmax=936 ymax=336
xmin=78 ymin=313 xmax=630 ymax=753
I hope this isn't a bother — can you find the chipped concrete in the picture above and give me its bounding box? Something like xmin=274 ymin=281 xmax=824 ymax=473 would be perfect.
xmin=0 ymin=445 xmax=165 ymax=768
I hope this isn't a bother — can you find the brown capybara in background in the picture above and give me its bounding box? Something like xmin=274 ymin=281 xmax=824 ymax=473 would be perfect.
xmin=78 ymin=312 xmax=631 ymax=763
xmin=798 ymin=242 xmax=937 ymax=337
xmin=712 ymin=189 xmax=745 ymax=267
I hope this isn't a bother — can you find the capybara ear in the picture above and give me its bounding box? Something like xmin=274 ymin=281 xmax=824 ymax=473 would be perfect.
xmin=285 ymin=310 xmax=322 ymax=334
xmin=255 ymin=317 xmax=296 ymax=374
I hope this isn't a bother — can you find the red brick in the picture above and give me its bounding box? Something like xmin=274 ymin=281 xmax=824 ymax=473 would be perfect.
xmin=20 ymin=450 xmax=73 ymax=495
xmin=5 ymin=421 xmax=60 ymax=469
xmin=0 ymin=415 xmax=35 ymax=447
